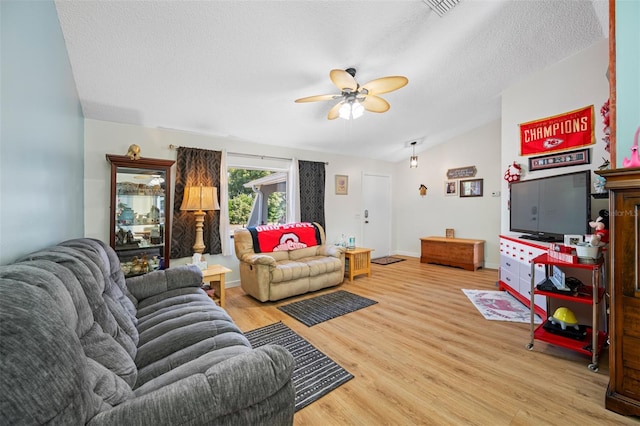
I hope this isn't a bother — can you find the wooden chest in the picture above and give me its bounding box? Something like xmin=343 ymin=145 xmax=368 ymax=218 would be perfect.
xmin=420 ymin=237 xmax=484 ymax=271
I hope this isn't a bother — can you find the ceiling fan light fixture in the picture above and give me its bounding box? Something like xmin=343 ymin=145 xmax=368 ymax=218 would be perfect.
xmin=295 ymin=68 xmax=407 ymax=121
xmin=352 ymin=101 xmax=364 ymax=119
xmin=338 ymin=99 xmax=364 ymax=120
xmin=338 ymin=102 xmax=351 ymax=120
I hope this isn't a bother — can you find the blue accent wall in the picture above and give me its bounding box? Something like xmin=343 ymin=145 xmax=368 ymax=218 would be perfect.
xmin=616 ymin=0 xmax=640 ymax=167
xmin=0 ymin=0 xmax=84 ymax=264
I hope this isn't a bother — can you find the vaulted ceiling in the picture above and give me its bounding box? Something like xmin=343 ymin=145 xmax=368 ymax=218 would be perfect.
xmin=55 ymin=0 xmax=608 ymax=162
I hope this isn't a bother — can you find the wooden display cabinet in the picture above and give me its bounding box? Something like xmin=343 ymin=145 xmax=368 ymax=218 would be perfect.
xmin=106 ymin=154 xmax=175 ymax=277
xmin=597 ymin=167 xmax=640 ymax=415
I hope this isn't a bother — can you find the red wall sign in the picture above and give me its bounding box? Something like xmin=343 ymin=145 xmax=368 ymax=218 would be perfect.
xmin=519 ymin=105 xmax=595 ymax=156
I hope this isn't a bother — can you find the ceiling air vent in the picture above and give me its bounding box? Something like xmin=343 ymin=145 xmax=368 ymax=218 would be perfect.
xmin=423 ymin=0 xmax=461 ymax=17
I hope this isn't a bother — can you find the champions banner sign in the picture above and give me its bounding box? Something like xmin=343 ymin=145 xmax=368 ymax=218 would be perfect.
xmin=519 ymin=105 xmax=595 ymax=156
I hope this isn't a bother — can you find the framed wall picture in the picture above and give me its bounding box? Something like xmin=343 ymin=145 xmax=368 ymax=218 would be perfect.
xmin=460 ymin=179 xmax=483 ymax=197
xmin=445 ymin=180 xmax=457 ymax=196
xmin=528 ymin=148 xmax=591 ymax=171
xmin=564 ymin=234 xmax=583 ymax=247
xmin=335 ymin=174 xmax=348 ymax=195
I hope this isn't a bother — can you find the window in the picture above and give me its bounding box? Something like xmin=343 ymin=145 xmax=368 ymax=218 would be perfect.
xmin=228 ymin=167 xmax=287 ymax=230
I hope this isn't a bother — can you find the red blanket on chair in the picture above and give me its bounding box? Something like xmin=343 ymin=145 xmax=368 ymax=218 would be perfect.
xmin=247 ymin=222 xmax=321 ymax=253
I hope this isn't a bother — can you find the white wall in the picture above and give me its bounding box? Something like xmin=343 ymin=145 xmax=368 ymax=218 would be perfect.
xmin=501 ymin=39 xmax=611 ymax=236
xmin=392 ymin=119 xmax=502 ymax=269
xmin=84 ymin=119 xmax=393 ymax=286
xmin=0 ymin=0 xmax=84 ymax=265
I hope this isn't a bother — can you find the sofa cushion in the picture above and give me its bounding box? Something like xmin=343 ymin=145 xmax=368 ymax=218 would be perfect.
xmin=85 ymin=357 xmax=134 ymax=406
xmin=135 ymin=320 xmax=250 ymax=384
xmin=18 ymin=260 xmax=95 ymax=338
xmin=133 ymin=289 xmax=251 ymax=387
xmin=134 ymin=345 xmax=250 ymax=396
xmin=19 ymin=247 xmax=138 ymax=360
xmin=136 ymin=290 xmax=234 ymax=346
xmin=299 ymin=255 xmax=344 ymax=276
xmin=81 ymin=322 xmax=138 ymax=387
xmin=261 ymin=250 xmax=289 ymax=262
xmin=61 ymin=239 xmax=139 ymax=342
xmin=288 ymin=245 xmax=319 ymax=260
xmin=0 ymin=279 xmax=104 ymax=425
xmin=271 ymin=260 xmax=310 ymax=283
xmin=126 ymin=266 xmax=202 ymax=302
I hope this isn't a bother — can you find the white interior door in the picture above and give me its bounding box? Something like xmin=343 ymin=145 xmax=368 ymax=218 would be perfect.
xmin=362 ymin=173 xmax=391 ymax=258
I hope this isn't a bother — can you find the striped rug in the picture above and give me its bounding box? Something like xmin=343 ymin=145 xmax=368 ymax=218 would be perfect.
xmin=245 ymin=321 xmax=353 ymax=412
xmin=277 ymin=290 xmax=378 ymax=327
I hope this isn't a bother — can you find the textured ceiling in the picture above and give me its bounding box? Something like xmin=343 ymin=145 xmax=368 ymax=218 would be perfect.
xmin=54 ymin=0 xmax=608 ymax=163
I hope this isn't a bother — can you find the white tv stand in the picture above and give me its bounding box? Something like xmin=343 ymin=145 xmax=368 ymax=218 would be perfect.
xmin=498 ymin=235 xmax=548 ymax=317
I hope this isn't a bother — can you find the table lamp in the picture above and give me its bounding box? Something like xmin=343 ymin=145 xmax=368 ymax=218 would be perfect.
xmin=180 ymin=184 xmax=220 ymax=254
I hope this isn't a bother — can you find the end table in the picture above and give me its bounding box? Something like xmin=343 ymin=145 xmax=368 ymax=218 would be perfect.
xmin=201 ymin=265 xmax=232 ymax=308
xmin=344 ymin=247 xmax=374 ymax=282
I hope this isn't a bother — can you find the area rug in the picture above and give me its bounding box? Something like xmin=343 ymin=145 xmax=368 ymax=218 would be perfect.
xmin=245 ymin=321 xmax=353 ymax=411
xmin=371 ymin=256 xmax=406 ymax=265
xmin=462 ymin=289 xmax=542 ymax=324
xmin=278 ymin=290 xmax=378 ymax=327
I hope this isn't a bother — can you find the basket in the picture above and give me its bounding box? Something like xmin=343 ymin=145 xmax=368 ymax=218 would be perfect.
xmin=575 ymin=243 xmax=600 ymax=259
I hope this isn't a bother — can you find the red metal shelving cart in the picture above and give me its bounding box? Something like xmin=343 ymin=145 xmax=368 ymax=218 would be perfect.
xmin=526 ymin=253 xmax=607 ymax=372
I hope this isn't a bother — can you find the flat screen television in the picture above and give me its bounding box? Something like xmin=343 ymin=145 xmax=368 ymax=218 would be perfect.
xmin=509 ymin=170 xmax=591 ymax=242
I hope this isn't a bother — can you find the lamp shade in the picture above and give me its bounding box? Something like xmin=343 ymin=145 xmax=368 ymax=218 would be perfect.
xmin=180 ymin=185 xmax=220 ymax=211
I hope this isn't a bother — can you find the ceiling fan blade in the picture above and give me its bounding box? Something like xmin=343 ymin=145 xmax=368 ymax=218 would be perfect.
xmin=361 ymin=95 xmax=390 ymax=113
xmin=327 ymin=102 xmax=342 ymax=120
xmin=330 ymin=69 xmax=358 ymax=92
xmin=294 ymin=94 xmax=338 ymax=103
xmin=361 ymin=76 xmax=408 ymax=95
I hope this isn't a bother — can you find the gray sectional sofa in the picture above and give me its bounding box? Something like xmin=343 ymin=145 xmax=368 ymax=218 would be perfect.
xmin=0 ymin=238 xmax=295 ymax=425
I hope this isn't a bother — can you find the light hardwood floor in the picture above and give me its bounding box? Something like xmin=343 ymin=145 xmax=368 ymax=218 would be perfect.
xmin=225 ymin=257 xmax=639 ymax=425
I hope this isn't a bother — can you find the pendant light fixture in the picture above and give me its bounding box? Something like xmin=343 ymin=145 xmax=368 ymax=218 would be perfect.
xmin=409 ymin=141 xmax=418 ymax=168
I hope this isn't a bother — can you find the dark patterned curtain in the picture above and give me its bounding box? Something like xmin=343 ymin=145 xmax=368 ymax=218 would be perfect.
xmin=298 ymin=160 xmax=325 ymax=229
xmin=171 ymin=147 xmax=222 ymax=258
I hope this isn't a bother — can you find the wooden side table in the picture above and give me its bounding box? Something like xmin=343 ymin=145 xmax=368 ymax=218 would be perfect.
xmin=201 ymin=265 xmax=232 ymax=308
xmin=344 ymin=247 xmax=374 ymax=282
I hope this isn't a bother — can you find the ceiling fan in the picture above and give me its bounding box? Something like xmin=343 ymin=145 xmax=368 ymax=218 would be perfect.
xmin=295 ymin=68 xmax=408 ymax=120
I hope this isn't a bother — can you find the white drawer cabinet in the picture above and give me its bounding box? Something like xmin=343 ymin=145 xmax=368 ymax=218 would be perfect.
xmin=499 ymin=236 xmax=548 ymax=317
xmin=519 ymin=261 xmax=546 ymax=311
xmin=499 ymin=255 xmax=518 ymax=289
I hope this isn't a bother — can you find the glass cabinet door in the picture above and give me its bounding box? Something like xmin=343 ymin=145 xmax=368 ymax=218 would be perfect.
xmin=106 ymin=154 xmax=175 ymax=277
